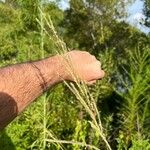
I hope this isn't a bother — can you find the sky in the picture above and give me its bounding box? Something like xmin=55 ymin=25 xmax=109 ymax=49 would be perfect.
xmin=127 ymin=0 xmax=150 ymax=33
xmin=58 ymin=0 xmax=150 ymax=34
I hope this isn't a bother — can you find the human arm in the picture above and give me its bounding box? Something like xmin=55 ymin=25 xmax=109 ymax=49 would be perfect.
xmin=0 ymin=50 xmax=105 ymax=130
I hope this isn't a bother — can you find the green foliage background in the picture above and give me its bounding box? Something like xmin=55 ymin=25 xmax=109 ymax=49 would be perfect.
xmin=0 ymin=0 xmax=150 ymax=149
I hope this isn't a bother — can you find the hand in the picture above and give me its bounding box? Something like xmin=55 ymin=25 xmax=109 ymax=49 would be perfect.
xmin=61 ymin=50 xmax=105 ymax=84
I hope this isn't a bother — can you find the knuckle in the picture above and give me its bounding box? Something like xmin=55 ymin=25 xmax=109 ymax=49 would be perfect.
xmin=84 ymin=51 xmax=89 ymax=54
xmin=91 ymin=55 xmax=96 ymax=60
xmin=96 ymin=60 xmax=101 ymax=66
xmin=83 ymin=51 xmax=90 ymax=56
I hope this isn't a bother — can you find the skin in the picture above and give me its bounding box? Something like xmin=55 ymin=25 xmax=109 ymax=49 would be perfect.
xmin=0 ymin=50 xmax=105 ymax=130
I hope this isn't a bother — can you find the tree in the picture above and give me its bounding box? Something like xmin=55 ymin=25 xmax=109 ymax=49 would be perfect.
xmin=143 ymin=0 xmax=150 ymax=27
xmin=63 ymin=0 xmax=132 ymax=53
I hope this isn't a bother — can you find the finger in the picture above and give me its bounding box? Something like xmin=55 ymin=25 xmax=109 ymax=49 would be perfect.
xmin=98 ymin=70 xmax=105 ymax=79
xmin=93 ymin=60 xmax=102 ymax=69
xmin=87 ymin=80 xmax=96 ymax=85
xmin=91 ymin=55 xmax=97 ymax=61
xmin=88 ymin=62 xmax=105 ymax=80
xmin=90 ymin=70 xmax=105 ymax=81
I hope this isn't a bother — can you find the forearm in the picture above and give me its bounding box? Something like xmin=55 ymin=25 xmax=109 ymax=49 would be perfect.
xmin=0 ymin=50 xmax=105 ymax=130
xmin=0 ymin=55 xmax=62 ymax=129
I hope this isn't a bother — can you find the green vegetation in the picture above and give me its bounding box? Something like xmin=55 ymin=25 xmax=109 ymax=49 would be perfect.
xmin=0 ymin=0 xmax=150 ymax=149
xmin=143 ymin=0 xmax=150 ymax=27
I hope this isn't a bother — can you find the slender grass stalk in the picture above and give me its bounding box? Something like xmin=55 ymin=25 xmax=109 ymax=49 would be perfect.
xmin=37 ymin=8 xmax=112 ymax=150
xmin=45 ymin=139 xmax=100 ymax=150
xmin=46 ymin=129 xmax=64 ymax=150
xmin=39 ymin=4 xmax=47 ymax=149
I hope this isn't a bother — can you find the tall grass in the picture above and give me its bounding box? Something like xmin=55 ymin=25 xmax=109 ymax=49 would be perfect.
xmin=123 ymin=47 xmax=150 ymax=132
xmin=39 ymin=3 xmax=47 ymax=149
xmin=116 ymin=46 xmax=150 ymax=148
xmin=37 ymin=9 xmax=112 ymax=150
